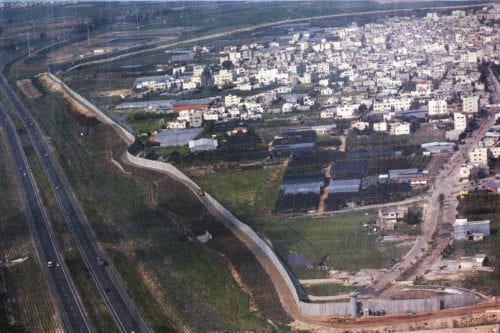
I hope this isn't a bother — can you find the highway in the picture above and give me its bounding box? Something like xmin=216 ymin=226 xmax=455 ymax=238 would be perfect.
xmin=0 ymin=106 xmax=91 ymax=333
xmin=0 ymin=71 xmax=150 ymax=333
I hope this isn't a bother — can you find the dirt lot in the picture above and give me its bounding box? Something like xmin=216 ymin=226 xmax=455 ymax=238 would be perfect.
xmin=40 ymin=73 xmax=96 ymax=118
xmin=16 ymin=79 xmax=42 ymax=99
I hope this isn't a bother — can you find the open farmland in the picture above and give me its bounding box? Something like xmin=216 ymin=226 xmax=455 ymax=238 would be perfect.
xmin=194 ymin=168 xmax=414 ymax=279
xmin=0 ymin=129 xmax=61 ymax=332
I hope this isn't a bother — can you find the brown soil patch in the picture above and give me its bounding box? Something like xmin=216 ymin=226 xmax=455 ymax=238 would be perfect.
xmin=40 ymin=73 xmax=96 ymax=119
xmin=16 ymin=79 xmax=42 ymax=99
xmin=96 ymin=89 xmax=131 ymax=97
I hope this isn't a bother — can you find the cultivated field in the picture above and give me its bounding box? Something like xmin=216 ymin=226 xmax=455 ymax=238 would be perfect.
xmin=194 ymin=168 xmax=414 ymax=279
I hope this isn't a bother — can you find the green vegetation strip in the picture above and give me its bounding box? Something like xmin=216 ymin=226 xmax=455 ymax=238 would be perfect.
xmin=0 ymin=129 xmax=60 ymax=332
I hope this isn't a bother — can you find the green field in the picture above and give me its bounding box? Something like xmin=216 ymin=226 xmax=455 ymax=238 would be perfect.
xmin=195 ymin=168 xmax=281 ymax=219
xmin=16 ymin=79 xmax=273 ymax=331
xmin=303 ymin=283 xmax=363 ymax=296
xmin=0 ymin=129 xmax=61 ymax=332
xmin=347 ymin=133 xmax=411 ymax=150
xmin=194 ymin=168 xmax=413 ymax=279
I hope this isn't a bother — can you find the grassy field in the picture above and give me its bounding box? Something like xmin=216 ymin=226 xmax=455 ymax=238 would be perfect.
xmin=195 ymin=168 xmax=281 ymax=219
xmin=347 ymin=133 xmax=412 ymax=150
xmin=0 ymin=129 xmax=61 ymax=332
xmin=194 ymin=168 xmax=413 ymax=279
xmin=303 ymin=283 xmax=363 ymax=296
xmin=16 ymin=78 xmax=275 ymax=331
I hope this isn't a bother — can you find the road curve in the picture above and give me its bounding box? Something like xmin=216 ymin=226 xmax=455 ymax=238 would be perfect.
xmin=0 ymin=105 xmax=91 ymax=333
xmin=0 ymin=70 xmax=151 ymax=333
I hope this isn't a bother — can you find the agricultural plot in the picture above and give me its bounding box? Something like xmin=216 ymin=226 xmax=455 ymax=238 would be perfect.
xmin=263 ymin=213 xmax=413 ymax=279
xmin=277 ymin=193 xmax=321 ymax=213
xmin=277 ymin=153 xmax=329 ymax=212
xmin=195 ymin=169 xmax=413 ymax=279
xmin=0 ymin=130 xmax=61 ymax=332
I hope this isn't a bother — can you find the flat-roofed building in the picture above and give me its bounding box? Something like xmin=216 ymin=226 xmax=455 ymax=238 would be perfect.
xmin=428 ymin=99 xmax=448 ymax=116
xmin=453 ymin=218 xmax=490 ymax=241
xmin=462 ymin=96 xmax=479 ymax=113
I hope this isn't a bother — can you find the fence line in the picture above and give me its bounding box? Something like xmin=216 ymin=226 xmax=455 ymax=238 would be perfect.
xmin=46 ymin=71 xmax=482 ymax=317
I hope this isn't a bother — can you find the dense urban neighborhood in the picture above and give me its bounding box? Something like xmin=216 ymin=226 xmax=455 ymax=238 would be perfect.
xmin=0 ymin=1 xmax=499 ymax=332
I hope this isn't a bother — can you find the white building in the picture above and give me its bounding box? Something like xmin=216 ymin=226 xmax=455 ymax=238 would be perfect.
xmin=373 ymin=98 xmax=412 ymax=113
xmin=462 ymin=96 xmax=479 ymax=113
xmin=167 ymin=120 xmax=187 ymax=129
xmin=320 ymin=109 xmax=335 ymax=119
xmin=389 ymin=122 xmax=411 ymax=136
xmin=414 ymin=81 xmax=432 ymax=97
xmin=468 ymin=146 xmax=488 ymax=166
xmin=428 ymin=99 xmax=448 ymax=116
xmin=282 ymin=102 xmax=296 ymax=113
xmin=373 ymin=121 xmax=388 ymax=132
xmin=336 ymin=104 xmax=359 ymax=119
xmin=214 ymin=69 xmax=236 ymax=86
xmin=454 ymin=112 xmax=467 ymax=131
xmin=225 ymin=94 xmax=241 ymax=106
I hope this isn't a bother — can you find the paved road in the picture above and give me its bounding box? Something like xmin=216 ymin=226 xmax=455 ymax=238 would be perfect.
xmin=0 ymin=106 xmax=91 ymax=333
xmin=0 ymin=71 xmax=151 ymax=333
xmin=372 ymin=67 xmax=500 ymax=295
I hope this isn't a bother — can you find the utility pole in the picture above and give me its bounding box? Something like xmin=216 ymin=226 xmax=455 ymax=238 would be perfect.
xmin=87 ymin=23 xmax=90 ymax=47
xmin=26 ymin=32 xmax=30 ymax=57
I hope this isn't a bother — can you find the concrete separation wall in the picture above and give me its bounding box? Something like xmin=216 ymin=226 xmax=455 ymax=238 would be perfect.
xmin=46 ymin=71 xmax=482 ymax=317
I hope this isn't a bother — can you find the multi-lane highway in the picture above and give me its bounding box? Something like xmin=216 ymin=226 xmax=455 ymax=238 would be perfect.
xmin=0 ymin=70 xmax=150 ymax=332
xmin=0 ymin=105 xmax=91 ymax=333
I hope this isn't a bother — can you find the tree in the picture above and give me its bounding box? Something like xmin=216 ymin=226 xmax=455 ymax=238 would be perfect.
xmin=405 ymin=206 xmax=422 ymax=225
xmin=221 ymin=60 xmax=233 ymax=70
xmin=438 ymin=193 xmax=445 ymax=208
